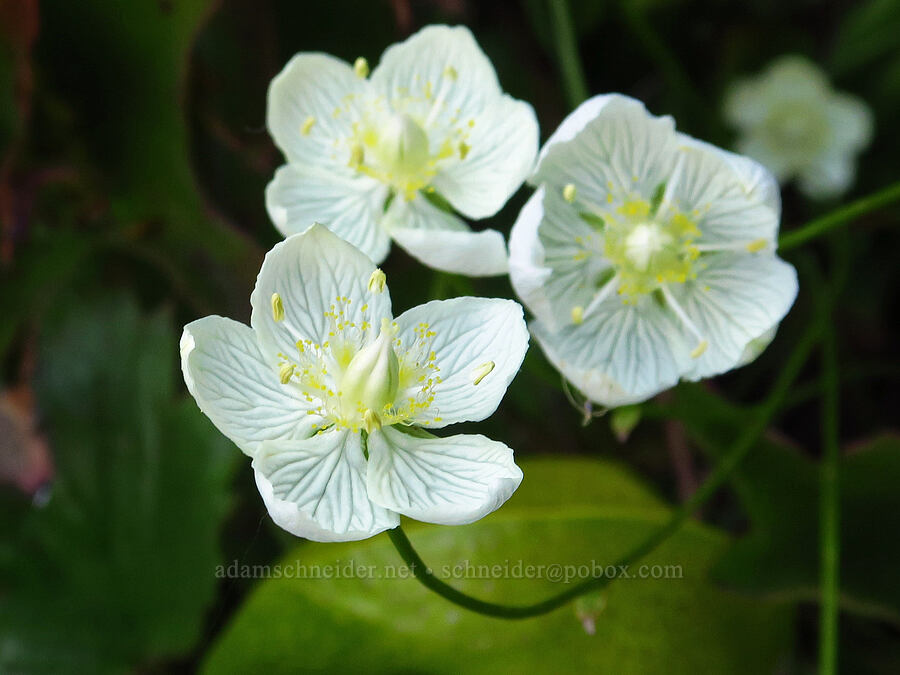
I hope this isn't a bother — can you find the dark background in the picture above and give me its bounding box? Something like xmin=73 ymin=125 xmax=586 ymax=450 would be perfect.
xmin=1 ymin=0 xmax=899 ymax=672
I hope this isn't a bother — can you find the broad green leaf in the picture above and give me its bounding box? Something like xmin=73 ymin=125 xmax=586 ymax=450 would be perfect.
xmin=203 ymin=459 xmax=792 ymax=674
xmin=670 ymin=384 xmax=900 ymax=625
xmin=0 ymin=294 xmax=236 ymax=673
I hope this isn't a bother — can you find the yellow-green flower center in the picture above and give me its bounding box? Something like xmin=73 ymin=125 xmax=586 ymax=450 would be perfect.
xmin=273 ymin=287 xmax=443 ymax=433
xmin=601 ymin=199 xmax=700 ymax=298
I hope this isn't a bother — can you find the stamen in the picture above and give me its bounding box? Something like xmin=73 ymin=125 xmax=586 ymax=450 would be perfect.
xmin=693 ymin=238 xmax=770 ymax=253
xmin=458 ymin=141 xmax=470 ymax=160
xmin=353 ymin=57 xmax=369 ymax=79
xmin=301 ymin=116 xmax=316 ymax=136
xmin=660 ymin=284 xmax=708 ymax=359
xmin=563 ymin=184 xmax=577 ymax=203
xmin=471 ymin=361 xmax=495 ymax=385
xmin=349 ymin=144 xmax=365 ymax=168
xmin=571 ymin=305 xmax=584 ymax=325
xmin=368 ymin=268 xmax=387 ymax=293
xmin=581 ymin=273 xmax=620 ymax=320
xmin=279 ymin=362 xmax=295 ymax=384
xmin=271 ymin=293 xmax=285 ymax=322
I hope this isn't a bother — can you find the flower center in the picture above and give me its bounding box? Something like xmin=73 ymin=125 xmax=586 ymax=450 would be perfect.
xmin=601 ymin=199 xmax=700 ymax=298
xmin=339 ymin=318 xmax=400 ymax=428
xmin=273 ymin=281 xmax=443 ymax=433
xmin=763 ymin=102 xmax=829 ymax=159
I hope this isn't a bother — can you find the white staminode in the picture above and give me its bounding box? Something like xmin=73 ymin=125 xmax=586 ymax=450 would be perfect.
xmin=724 ymin=55 xmax=873 ymax=199
xmin=181 ymin=225 xmax=529 ymax=542
xmin=509 ymin=94 xmax=799 ymax=407
xmin=265 ymin=25 xmax=539 ymax=276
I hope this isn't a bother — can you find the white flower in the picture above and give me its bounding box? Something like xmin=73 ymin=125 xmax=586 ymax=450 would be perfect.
xmin=181 ymin=225 xmax=528 ymax=541
xmin=265 ymin=25 xmax=538 ymax=276
xmin=509 ymin=94 xmax=798 ymax=407
xmin=724 ymin=55 xmax=873 ymax=199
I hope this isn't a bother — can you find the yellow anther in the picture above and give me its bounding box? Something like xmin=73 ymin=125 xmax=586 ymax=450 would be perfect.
xmin=368 ymin=268 xmax=387 ymax=293
xmin=353 ymin=57 xmax=369 ymax=79
xmin=563 ymin=184 xmax=577 ymax=203
xmin=690 ymin=340 xmax=709 ymax=359
xmin=271 ymin=292 xmax=285 ymax=322
xmin=571 ymin=305 xmax=584 ymax=325
xmin=363 ymin=409 xmax=381 ymax=432
xmin=349 ymin=144 xmax=364 ymax=167
xmin=471 ymin=361 xmax=495 ymax=386
xmin=301 ymin=116 xmax=316 ymax=136
xmin=459 ymin=141 xmax=470 ymax=160
xmin=746 ymin=238 xmax=768 ymax=253
xmin=279 ymin=362 xmax=295 ymax=384
xmin=443 ymin=65 xmax=458 ymax=81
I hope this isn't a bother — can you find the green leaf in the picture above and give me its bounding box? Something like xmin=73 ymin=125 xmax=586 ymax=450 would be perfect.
xmin=0 ymin=294 xmax=237 ymax=673
xmin=670 ymin=384 xmax=900 ymax=626
xmin=203 ymin=459 xmax=792 ymax=674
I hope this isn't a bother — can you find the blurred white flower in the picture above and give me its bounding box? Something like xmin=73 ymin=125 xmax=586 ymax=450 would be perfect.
xmin=181 ymin=225 xmax=527 ymax=541
xmin=265 ymin=25 xmax=539 ymax=276
xmin=509 ymin=94 xmax=798 ymax=407
xmin=724 ymin=55 xmax=873 ymax=199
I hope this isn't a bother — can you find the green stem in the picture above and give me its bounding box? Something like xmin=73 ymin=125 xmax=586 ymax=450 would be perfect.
xmin=818 ymin=302 xmax=841 ymax=674
xmin=548 ymin=0 xmax=589 ymax=108
xmin=780 ymin=180 xmax=900 ymax=252
xmin=388 ymin=318 xmax=820 ymax=619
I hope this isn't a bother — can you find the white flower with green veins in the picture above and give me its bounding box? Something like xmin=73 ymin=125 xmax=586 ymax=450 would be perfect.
xmin=509 ymin=94 xmax=798 ymax=407
xmin=181 ymin=225 xmax=527 ymax=541
xmin=724 ymin=55 xmax=873 ymax=199
xmin=265 ymin=25 xmax=538 ymax=277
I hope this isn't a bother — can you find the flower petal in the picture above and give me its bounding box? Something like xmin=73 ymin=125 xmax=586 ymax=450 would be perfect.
xmin=534 ymin=94 xmax=678 ymax=205
xmin=530 ymin=296 xmax=691 ymax=407
xmin=393 ymin=297 xmax=529 ymax=427
xmin=666 ymin=136 xmax=781 ymax=245
xmin=266 ymin=164 xmax=390 ymax=263
xmin=370 ymin=25 xmax=500 ymax=129
xmin=669 ymin=251 xmax=798 ymax=380
xmin=432 ymin=95 xmax=538 ymax=219
xmin=366 ymin=426 xmax=522 ymax=525
xmin=180 ymin=316 xmax=319 ymax=457
xmin=797 ymin=154 xmax=855 ymax=199
xmin=385 ymin=196 xmax=508 ymax=276
xmin=509 ymin=185 xmax=613 ymax=329
xmin=250 ymin=224 xmax=393 ymax=360
xmin=253 ymin=430 xmax=399 ymax=542
xmin=825 ymin=93 xmax=873 ymax=153
xmin=267 ymin=53 xmax=372 ymax=171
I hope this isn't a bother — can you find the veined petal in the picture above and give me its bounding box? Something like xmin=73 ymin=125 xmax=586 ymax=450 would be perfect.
xmin=370 ymin=25 xmax=501 ymax=129
xmin=534 ymin=94 xmax=678 ymax=205
xmin=530 ymin=297 xmax=691 ymax=407
xmin=393 ymin=297 xmax=528 ymax=427
xmin=432 ymin=95 xmax=538 ymax=219
xmin=366 ymin=426 xmax=522 ymax=525
xmin=670 ymin=251 xmax=798 ymax=380
xmin=666 ymin=136 xmax=781 ymax=245
xmin=385 ymin=195 xmax=508 ymax=276
xmin=508 ymin=187 xmax=553 ymax=321
xmin=267 ymin=53 xmax=372 ymax=171
xmin=180 ymin=317 xmax=319 ymax=457
xmin=266 ymin=164 xmax=391 ymax=263
xmin=678 ymin=134 xmax=781 ymax=218
xmin=250 ymin=224 xmax=392 ymax=360
xmin=253 ymin=430 xmax=399 ymax=542
xmin=509 ymin=185 xmax=613 ymax=329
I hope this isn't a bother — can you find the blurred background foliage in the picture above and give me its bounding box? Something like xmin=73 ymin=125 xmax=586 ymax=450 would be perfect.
xmin=0 ymin=0 xmax=898 ymax=672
